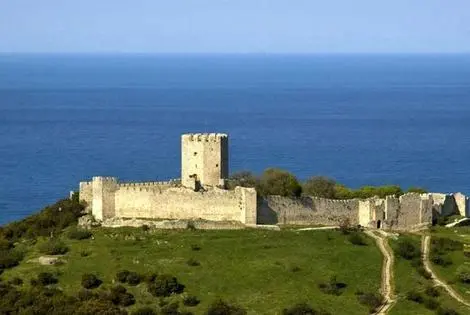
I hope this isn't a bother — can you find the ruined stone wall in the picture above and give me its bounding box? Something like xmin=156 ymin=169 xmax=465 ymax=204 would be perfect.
xmin=79 ymin=181 xmax=93 ymax=211
xmin=114 ymin=185 xmax=256 ymax=224
xmin=257 ymin=196 xmax=359 ymax=226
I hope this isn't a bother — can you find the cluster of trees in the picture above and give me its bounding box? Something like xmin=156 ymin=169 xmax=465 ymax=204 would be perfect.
xmin=227 ymin=169 xmax=427 ymax=199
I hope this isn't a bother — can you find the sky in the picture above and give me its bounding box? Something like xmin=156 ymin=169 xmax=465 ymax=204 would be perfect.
xmin=0 ymin=0 xmax=469 ymax=54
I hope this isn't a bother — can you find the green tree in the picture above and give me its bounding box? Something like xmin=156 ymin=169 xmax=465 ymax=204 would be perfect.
xmin=303 ymin=176 xmax=336 ymax=198
xmin=227 ymin=171 xmax=258 ymax=189
xmin=258 ymin=168 xmax=302 ymax=198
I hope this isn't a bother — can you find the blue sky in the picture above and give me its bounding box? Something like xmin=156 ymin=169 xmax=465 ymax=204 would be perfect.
xmin=1 ymin=0 xmax=469 ymax=53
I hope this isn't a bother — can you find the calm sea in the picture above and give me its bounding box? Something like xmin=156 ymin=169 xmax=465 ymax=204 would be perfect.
xmin=1 ymin=54 xmax=470 ymax=225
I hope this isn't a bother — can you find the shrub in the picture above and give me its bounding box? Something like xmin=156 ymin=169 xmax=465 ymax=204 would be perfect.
xmin=339 ymin=218 xmax=353 ymax=235
xmin=406 ymin=290 xmax=424 ymax=303
xmin=147 ymin=274 xmax=185 ymax=297
xmin=416 ymin=265 xmax=432 ymax=279
xmin=9 ymin=277 xmax=23 ymax=286
xmin=227 ymin=171 xmax=259 ymax=190
xmin=126 ymin=272 xmax=141 ymax=285
xmin=81 ymin=273 xmax=102 ymax=289
xmin=303 ymin=176 xmax=336 ymax=198
xmin=457 ymin=265 xmax=470 ymax=283
xmin=132 ymin=307 xmax=157 ymax=315
xmin=183 ymin=295 xmax=201 ymax=307
xmin=407 ymin=187 xmax=428 ymax=194
xmin=282 ymin=303 xmax=327 ymax=315
xmin=206 ymin=299 xmax=246 ymax=315
xmin=116 ymin=270 xmax=130 ymax=283
xmin=423 ymin=298 xmax=440 ymax=310
xmin=318 ymin=276 xmax=347 ymax=296
xmin=437 ymin=307 xmax=460 ymax=315
xmin=38 ymin=240 xmax=69 ymax=255
xmin=432 ymin=238 xmax=463 ymax=254
xmin=356 ymin=291 xmax=384 ymax=313
xmin=348 ymin=232 xmax=367 ymax=246
xmin=142 ymin=225 xmax=150 ymax=232
xmin=36 ymin=272 xmax=58 ymax=286
xmin=395 ymin=237 xmax=420 ymax=260
xmin=190 ymin=244 xmax=201 ymax=251
xmin=0 ymin=249 xmax=24 ymax=269
xmin=0 ymin=238 xmax=13 ymax=250
xmin=425 ymin=286 xmax=440 ymax=297
xmin=109 ymin=285 xmax=135 ymax=307
xmin=77 ymin=289 xmax=98 ymax=301
xmin=431 ymin=254 xmax=453 ymax=267
xmin=187 ymin=258 xmax=200 ymax=267
xmin=161 ymin=302 xmax=180 ymax=315
xmin=258 ymin=168 xmax=302 ymax=198
xmin=67 ymin=228 xmax=92 ymax=240
xmin=80 ymin=250 xmax=91 ymax=257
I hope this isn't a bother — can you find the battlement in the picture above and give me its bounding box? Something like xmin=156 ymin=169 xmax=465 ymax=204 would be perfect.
xmin=182 ymin=133 xmax=228 ymax=142
xmin=92 ymin=176 xmax=118 ymax=182
xmin=119 ymin=179 xmax=180 ymax=188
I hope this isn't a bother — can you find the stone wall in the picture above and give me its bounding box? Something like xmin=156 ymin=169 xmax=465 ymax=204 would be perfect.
xmin=79 ymin=181 xmax=93 ymax=212
xmin=258 ymin=196 xmax=359 ymax=226
xmin=82 ymin=177 xmax=257 ymax=225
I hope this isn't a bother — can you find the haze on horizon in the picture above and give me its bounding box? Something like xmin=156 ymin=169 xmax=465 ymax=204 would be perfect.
xmin=0 ymin=0 xmax=469 ymax=54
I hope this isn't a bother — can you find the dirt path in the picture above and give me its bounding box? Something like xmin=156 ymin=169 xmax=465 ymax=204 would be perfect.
xmin=422 ymin=235 xmax=470 ymax=307
xmin=365 ymin=231 xmax=396 ymax=315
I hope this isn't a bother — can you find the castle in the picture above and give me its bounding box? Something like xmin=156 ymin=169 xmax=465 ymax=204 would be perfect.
xmin=79 ymin=133 xmax=469 ymax=230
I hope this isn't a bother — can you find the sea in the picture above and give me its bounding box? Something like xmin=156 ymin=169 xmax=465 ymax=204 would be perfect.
xmin=1 ymin=54 xmax=470 ymax=225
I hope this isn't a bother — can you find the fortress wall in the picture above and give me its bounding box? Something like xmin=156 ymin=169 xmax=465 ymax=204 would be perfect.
xmin=92 ymin=177 xmax=118 ymax=221
xmin=384 ymin=196 xmax=400 ymax=229
xmin=114 ymin=186 xmax=256 ymax=224
xmin=257 ymin=196 xmax=359 ymax=226
xmin=431 ymin=193 xmax=459 ymax=217
xmin=79 ymin=181 xmax=93 ymax=211
xmin=453 ymin=193 xmax=468 ymax=217
xmin=420 ymin=194 xmax=433 ymax=225
xmin=395 ymin=193 xmax=424 ymax=229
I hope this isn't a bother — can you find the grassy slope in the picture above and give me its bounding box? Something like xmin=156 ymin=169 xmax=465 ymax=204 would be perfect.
xmin=3 ymin=228 xmax=382 ymax=315
xmin=389 ymin=235 xmax=470 ymax=315
xmin=428 ymin=227 xmax=470 ymax=298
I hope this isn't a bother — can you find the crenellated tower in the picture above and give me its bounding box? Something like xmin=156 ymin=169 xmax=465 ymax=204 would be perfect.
xmin=181 ymin=133 xmax=228 ymax=189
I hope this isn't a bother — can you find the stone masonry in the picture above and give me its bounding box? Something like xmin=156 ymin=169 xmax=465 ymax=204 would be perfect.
xmin=79 ymin=133 xmax=468 ymax=230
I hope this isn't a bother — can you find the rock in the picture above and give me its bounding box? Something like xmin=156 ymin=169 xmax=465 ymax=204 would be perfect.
xmin=38 ymin=256 xmax=64 ymax=265
xmin=78 ymin=214 xmax=101 ymax=228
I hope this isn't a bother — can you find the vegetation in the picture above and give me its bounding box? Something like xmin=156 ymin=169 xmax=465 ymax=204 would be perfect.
xmin=206 ymin=299 xmax=246 ymax=315
xmin=38 ymin=239 xmax=69 ymax=255
xmin=67 ymin=227 xmax=93 ymax=240
xmin=228 ymin=170 xmax=426 ymax=200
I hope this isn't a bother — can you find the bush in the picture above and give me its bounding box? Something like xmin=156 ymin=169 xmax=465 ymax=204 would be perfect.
xmin=147 ymin=274 xmax=185 ymax=297
xmin=282 ymin=303 xmax=330 ymax=315
xmin=303 ymin=176 xmax=336 ymax=199
xmin=132 ymin=307 xmax=157 ymax=315
xmin=183 ymin=295 xmax=201 ymax=307
xmin=67 ymin=228 xmax=92 ymax=240
xmin=227 ymin=171 xmax=259 ymax=190
xmin=437 ymin=307 xmax=460 ymax=315
xmin=116 ymin=270 xmax=130 ymax=283
xmin=0 ymin=198 xmax=85 ymax=242
xmin=187 ymin=258 xmax=200 ymax=267
xmin=0 ymin=249 xmax=24 ymax=269
xmin=9 ymin=277 xmax=23 ymax=286
xmin=423 ymin=298 xmax=440 ymax=310
xmin=416 ymin=265 xmax=432 ymax=279
xmin=348 ymin=232 xmax=367 ymax=246
xmin=406 ymin=290 xmax=424 ymax=303
xmin=126 ymin=272 xmax=141 ymax=285
xmin=81 ymin=273 xmax=102 ymax=289
xmin=206 ymin=299 xmax=246 ymax=315
xmin=432 ymin=238 xmax=463 ymax=254
xmin=356 ymin=291 xmax=384 ymax=313
xmin=457 ymin=265 xmax=470 ymax=283
xmin=38 ymin=240 xmax=69 ymax=255
xmin=161 ymin=302 xmax=180 ymax=315
xmin=395 ymin=237 xmax=420 ymax=260
xmin=190 ymin=244 xmax=201 ymax=251
xmin=36 ymin=272 xmax=58 ymax=286
xmin=258 ymin=168 xmax=302 ymax=198
xmin=109 ymin=285 xmax=135 ymax=307
xmin=318 ymin=276 xmax=347 ymax=296
xmin=407 ymin=187 xmax=428 ymax=194
xmin=431 ymin=254 xmax=453 ymax=267
xmin=425 ymin=286 xmax=440 ymax=297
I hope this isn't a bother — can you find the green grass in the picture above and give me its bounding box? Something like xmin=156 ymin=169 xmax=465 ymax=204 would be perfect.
xmin=2 ymin=228 xmax=382 ymax=314
xmin=428 ymin=226 xmax=470 ymax=298
xmin=389 ymin=234 xmax=470 ymax=315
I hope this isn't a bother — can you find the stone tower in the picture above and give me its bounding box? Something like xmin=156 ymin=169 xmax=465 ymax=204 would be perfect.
xmin=181 ymin=133 xmax=228 ymax=189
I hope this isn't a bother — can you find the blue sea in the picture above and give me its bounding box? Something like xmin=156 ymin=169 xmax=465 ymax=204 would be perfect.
xmin=1 ymin=54 xmax=470 ymax=225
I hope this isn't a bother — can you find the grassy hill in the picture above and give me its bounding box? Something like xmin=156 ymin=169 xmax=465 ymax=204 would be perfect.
xmin=2 ymin=224 xmax=384 ymax=314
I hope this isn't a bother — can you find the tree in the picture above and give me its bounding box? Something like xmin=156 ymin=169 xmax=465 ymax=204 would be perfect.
xmin=258 ymin=168 xmax=302 ymax=198
xmin=303 ymin=176 xmax=336 ymax=198
xmin=227 ymin=171 xmax=258 ymax=189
